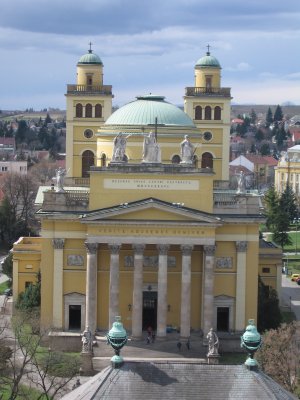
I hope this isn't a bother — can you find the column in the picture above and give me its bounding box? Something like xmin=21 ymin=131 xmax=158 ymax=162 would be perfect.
xmin=180 ymin=244 xmax=193 ymax=339
xmin=109 ymin=244 xmax=121 ymax=328
xmin=132 ymin=244 xmax=145 ymax=338
xmin=157 ymin=244 xmax=169 ymax=338
xmin=52 ymin=238 xmax=65 ymax=329
xmin=235 ymin=241 xmax=247 ymax=331
xmin=84 ymin=242 xmax=98 ymax=334
xmin=202 ymin=245 xmax=216 ymax=339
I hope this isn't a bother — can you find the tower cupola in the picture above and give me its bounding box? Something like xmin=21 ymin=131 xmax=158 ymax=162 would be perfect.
xmin=77 ymin=43 xmax=103 ymax=86
xmin=194 ymin=45 xmax=221 ymax=89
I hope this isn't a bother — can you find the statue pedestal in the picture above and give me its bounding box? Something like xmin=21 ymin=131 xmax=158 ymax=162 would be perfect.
xmin=80 ymin=352 xmax=94 ymax=375
xmin=207 ymin=354 xmax=220 ymax=364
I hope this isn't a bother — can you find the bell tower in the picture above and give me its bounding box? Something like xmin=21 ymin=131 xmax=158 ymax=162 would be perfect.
xmin=65 ymin=44 xmax=113 ymax=179
xmin=184 ymin=46 xmax=231 ymax=181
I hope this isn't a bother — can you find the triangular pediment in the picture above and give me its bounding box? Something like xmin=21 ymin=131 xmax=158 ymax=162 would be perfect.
xmin=81 ymin=198 xmax=222 ymax=226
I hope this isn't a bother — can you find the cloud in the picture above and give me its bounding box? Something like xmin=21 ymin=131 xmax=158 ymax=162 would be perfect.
xmin=284 ymin=72 xmax=300 ymax=80
xmin=225 ymin=62 xmax=252 ymax=72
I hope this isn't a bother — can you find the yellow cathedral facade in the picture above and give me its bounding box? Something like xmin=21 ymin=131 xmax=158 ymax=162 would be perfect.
xmin=13 ymin=47 xmax=282 ymax=342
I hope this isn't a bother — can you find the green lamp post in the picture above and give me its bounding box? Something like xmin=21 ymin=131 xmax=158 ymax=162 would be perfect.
xmin=106 ymin=316 xmax=128 ymax=368
xmin=241 ymin=319 xmax=262 ymax=370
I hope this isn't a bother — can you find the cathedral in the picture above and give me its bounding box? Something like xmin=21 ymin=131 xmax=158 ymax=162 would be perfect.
xmin=12 ymin=47 xmax=282 ymax=344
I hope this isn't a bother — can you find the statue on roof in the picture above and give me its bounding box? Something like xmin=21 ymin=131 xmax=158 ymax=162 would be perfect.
xmin=142 ymin=131 xmax=161 ymax=163
xmin=55 ymin=167 xmax=67 ymax=192
xmin=180 ymin=135 xmax=194 ymax=164
xmin=236 ymin=170 xmax=245 ymax=194
xmin=112 ymin=132 xmax=131 ymax=163
xmin=206 ymin=328 xmax=219 ymax=356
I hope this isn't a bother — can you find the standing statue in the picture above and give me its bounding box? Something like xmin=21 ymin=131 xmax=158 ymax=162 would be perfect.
xmin=206 ymin=328 xmax=219 ymax=356
xmin=55 ymin=167 xmax=67 ymax=192
xmin=81 ymin=326 xmax=93 ymax=353
xmin=237 ymin=170 xmax=245 ymax=193
xmin=142 ymin=131 xmax=161 ymax=163
xmin=112 ymin=132 xmax=131 ymax=162
xmin=180 ymin=135 xmax=194 ymax=164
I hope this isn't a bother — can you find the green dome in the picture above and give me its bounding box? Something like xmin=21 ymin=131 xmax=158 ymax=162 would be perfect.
xmin=78 ymin=50 xmax=103 ymax=65
xmin=105 ymin=95 xmax=195 ymax=127
xmin=195 ymin=52 xmax=221 ymax=68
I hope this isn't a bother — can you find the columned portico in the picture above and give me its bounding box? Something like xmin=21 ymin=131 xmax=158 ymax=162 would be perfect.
xmin=180 ymin=244 xmax=193 ymax=339
xmin=109 ymin=244 xmax=121 ymax=328
xmin=235 ymin=241 xmax=247 ymax=331
xmin=132 ymin=244 xmax=145 ymax=338
xmin=84 ymin=242 xmax=98 ymax=334
xmin=203 ymin=245 xmax=216 ymax=339
xmin=157 ymin=244 xmax=169 ymax=338
xmin=52 ymin=238 xmax=65 ymax=329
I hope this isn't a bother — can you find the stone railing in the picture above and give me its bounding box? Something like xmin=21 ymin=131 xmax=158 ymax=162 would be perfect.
xmin=185 ymin=87 xmax=231 ymax=97
xmin=213 ymin=190 xmax=262 ymax=215
xmin=65 ymin=190 xmax=89 ymax=205
xmin=64 ymin=177 xmax=90 ymax=187
xmin=66 ymin=84 xmax=112 ymax=95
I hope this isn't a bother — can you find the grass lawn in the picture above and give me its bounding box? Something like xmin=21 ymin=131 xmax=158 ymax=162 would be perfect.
xmin=1 ymin=383 xmax=45 ymax=399
xmin=0 ymin=279 xmax=9 ymax=294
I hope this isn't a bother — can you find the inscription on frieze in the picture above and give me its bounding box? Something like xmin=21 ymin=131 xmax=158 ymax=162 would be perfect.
xmin=215 ymin=257 xmax=233 ymax=269
xmin=124 ymin=255 xmax=176 ymax=268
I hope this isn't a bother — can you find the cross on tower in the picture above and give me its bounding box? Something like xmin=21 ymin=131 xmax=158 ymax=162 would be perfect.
xmin=88 ymin=42 xmax=93 ymax=53
xmin=206 ymin=44 xmax=211 ymax=55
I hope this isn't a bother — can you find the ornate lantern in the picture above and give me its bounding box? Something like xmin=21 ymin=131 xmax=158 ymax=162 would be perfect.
xmin=241 ymin=319 xmax=262 ymax=369
xmin=106 ymin=316 xmax=127 ymax=368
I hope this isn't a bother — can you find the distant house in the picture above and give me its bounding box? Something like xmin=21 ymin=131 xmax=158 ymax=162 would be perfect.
xmin=0 ymin=137 xmax=16 ymax=154
xmin=230 ymin=154 xmax=277 ymax=188
xmin=0 ymin=160 xmax=27 ymax=176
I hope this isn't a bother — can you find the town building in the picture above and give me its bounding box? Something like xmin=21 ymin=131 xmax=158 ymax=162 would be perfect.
xmin=13 ymin=48 xmax=280 ymax=348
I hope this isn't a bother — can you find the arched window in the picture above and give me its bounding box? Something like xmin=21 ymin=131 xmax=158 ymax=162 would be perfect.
xmin=101 ymin=153 xmax=106 ymax=167
xmin=75 ymin=103 xmax=83 ymax=118
xmin=85 ymin=103 xmax=92 ymax=118
xmin=195 ymin=106 xmax=202 ymax=120
xmin=201 ymin=152 xmax=213 ymax=169
xmin=204 ymin=106 xmax=212 ymax=120
xmin=82 ymin=150 xmax=94 ymax=177
xmin=95 ymin=104 xmax=102 ymax=118
xmin=214 ymin=106 xmax=221 ymax=120
xmin=172 ymin=155 xmax=181 ymax=164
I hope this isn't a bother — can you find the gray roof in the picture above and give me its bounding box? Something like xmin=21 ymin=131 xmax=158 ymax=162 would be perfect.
xmin=62 ymin=362 xmax=297 ymax=400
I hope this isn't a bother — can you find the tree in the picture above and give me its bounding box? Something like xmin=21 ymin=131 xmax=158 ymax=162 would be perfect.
xmin=257 ymin=276 xmax=281 ymax=332
xmin=274 ymin=104 xmax=283 ymax=122
xmin=280 ymin=183 xmax=298 ymax=223
xmin=266 ymin=107 xmax=273 ymax=127
xmin=15 ymin=120 xmax=29 ymax=146
xmin=16 ymin=272 xmax=41 ymax=310
xmin=250 ymin=108 xmax=257 ymax=124
xmin=255 ymin=128 xmax=264 ymax=142
xmin=44 ymin=113 xmax=52 ymax=125
xmin=256 ymin=323 xmax=299 ymax=394
xmin=259 ymin=142 xmax=271 ymax=156
xmin=264 ymin=186 xmax=279 ymax=231
xmin=0 ymin=310 xmax=80 ymax=399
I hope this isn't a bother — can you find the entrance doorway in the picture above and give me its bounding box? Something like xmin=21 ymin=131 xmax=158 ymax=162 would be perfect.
xmin=217 ymin=307 xmax=229 ymax=332
xmin=142 ymin=291 xmax=157 ymax=330
xmin=69 ymin=305 xmax=81 ymax=330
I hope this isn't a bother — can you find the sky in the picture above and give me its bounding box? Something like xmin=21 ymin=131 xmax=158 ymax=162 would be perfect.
xmin=0 ymin=0 xmax=300 ymax=110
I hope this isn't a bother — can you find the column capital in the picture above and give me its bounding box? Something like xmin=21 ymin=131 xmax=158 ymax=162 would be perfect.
xmin=157 ymin=244 xmax=170 ymax=255
xmin=52 ymin=238 xmax=65 ymax=249
xmin=236 ymin=241 xmax=248 ymax=252
xmin=108 ymin=243 xmax=121 ymax=255
xmin=181 ymin=244 xmax=193 ymax=256
xmin=85 ymin=242 xmax=98 ymax=255
xmin=132 ymin=244 xmax=145 ymax=255
xmin=204 ymin=245 xmax=216 ymax=256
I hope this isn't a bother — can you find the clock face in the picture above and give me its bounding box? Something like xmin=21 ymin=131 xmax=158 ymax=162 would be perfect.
xmin=84 ymin=129 xmax=93 ymax=139
xmin=203 ymin=131 xmax=212 ymax=141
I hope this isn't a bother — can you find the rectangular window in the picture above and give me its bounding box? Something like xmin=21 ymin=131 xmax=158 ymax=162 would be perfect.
xmin=262 ymin=267 xmax=270 ymax=273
